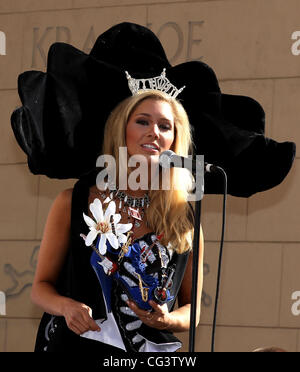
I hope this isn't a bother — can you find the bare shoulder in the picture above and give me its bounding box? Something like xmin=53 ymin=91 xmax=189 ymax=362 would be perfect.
xmin=40 ymin=188 xmax=74 ymax=254
xmin=54 ymin=188 xmax=73 ymax=207
xmin=48 ymin=188 xmax=74 ymax=224
xmin=58 ymin=187 xmax=73 ymax=201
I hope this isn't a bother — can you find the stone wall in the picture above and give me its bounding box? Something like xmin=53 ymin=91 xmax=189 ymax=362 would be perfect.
xmin=0 ymin=0 xmax=299 ymax=352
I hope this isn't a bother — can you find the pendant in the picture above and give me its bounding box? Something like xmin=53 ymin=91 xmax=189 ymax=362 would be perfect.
xmin=128 ymin=207 xmax=142 ymax=220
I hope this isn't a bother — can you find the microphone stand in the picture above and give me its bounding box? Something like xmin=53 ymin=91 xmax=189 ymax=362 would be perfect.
xmin=188 ymin=159 xmax=204 ymax=353
xmin=188 ymin=197 xmax=202 ymax=352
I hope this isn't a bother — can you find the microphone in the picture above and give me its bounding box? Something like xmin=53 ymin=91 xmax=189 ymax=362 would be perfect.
xmin=159 ymin=150 xmax=219 ymax=173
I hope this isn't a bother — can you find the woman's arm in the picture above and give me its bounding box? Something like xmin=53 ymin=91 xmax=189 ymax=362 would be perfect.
xmin=31 ymin=188 xmax=100 ymax=335
xmin=127 ymin=225 xmax=204 ymax=332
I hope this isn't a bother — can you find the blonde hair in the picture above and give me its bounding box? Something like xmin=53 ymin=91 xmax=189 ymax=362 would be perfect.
xmin=102 ymin=90 xmax=194 ymax=254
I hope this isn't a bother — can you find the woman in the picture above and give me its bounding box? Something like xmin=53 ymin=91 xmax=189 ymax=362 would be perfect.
xmin=31 ymin=89 xmax=204 ymax=352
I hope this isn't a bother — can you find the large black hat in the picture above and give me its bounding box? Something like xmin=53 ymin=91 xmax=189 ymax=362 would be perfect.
xmin=11 ymin=22 xmax=296 ymax=197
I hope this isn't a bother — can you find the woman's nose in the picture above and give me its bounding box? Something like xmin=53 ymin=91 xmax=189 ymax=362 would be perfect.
xmin=147 ymin=123 xmax=159 ymax=138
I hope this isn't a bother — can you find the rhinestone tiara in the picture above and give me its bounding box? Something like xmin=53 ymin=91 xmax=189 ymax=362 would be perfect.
xmin=125 ymin=68 xmax=185 ymax=99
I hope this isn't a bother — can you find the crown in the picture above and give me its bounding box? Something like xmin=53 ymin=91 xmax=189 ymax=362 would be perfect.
xmin=125 ymin=68 xmax=185 ymax=99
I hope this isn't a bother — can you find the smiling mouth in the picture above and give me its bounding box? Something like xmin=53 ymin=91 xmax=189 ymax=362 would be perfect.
xmin=141 ymin=144 xmax=160 ymax=152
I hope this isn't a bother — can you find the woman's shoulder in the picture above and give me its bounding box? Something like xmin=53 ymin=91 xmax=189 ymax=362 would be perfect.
xmin=52 ymin=188 xmax=74 ymax=211
xmin=43 ymin=188 xmax=74 ymax=229
xmin=57 ymin=187 xmax=73 ymax=201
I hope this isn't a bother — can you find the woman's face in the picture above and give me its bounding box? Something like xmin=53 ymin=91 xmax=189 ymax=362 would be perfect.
xmin=126 ymin=98 xmax=175 ymax=164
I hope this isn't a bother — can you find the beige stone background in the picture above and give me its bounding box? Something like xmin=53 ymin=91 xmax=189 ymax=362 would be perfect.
xmin=0 ymin=0 xmax=299 ymax=352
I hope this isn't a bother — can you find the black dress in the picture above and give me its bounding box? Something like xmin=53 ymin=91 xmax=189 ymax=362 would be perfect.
xmin=34 ymin=176 xmax=190 ymax=352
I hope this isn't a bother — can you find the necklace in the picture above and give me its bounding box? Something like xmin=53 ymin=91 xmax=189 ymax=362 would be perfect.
xmin=113 ymin=190 xmax=150 ymax=209
xmin=99 ymin=189 xmax=150 ymax=230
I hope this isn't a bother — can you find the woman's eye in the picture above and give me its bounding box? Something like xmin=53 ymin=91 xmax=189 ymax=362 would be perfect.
xmin=160 ymin=124 xmax=171 ymax=130
xmin=136 ymin=119 xmax=171 ymax=130
xmin=136 ymin=120 xmax=148 ymax=125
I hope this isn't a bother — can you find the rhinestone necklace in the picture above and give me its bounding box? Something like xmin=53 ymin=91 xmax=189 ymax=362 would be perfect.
xmin=99 ymin=189 xmax=150 ymax=229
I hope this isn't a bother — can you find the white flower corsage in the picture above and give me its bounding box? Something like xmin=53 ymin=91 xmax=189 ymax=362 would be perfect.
xmin=82 ymin=198 xmax=132 ymax=255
